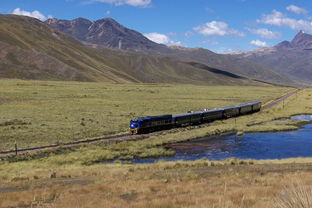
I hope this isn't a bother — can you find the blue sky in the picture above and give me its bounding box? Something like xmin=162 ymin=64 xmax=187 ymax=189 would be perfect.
xmin=1 ymin=0 xmax=312 ymax=53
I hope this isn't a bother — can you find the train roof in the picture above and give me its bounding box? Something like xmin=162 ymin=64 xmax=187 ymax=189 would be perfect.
xmin=235 ymin=101 xmax=261 ymax=107
xmin=235 ymin=103 xmax=253 ymax=107
xmin=221 ymin=106 xmax=239 ymax=110
xmin=202 ymin=108 xmax=224 ymax=113
xmin=131 ymin=114 xmax=172 ymax=122
xmin=173 ymin=111 xmax=202 ymax=117
xmin=130 ymin=102 xmax=262 ymax=122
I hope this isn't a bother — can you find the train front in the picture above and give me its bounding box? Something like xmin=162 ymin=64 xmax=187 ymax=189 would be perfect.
xmin=129 ymin=118 xmax=140 ymax=134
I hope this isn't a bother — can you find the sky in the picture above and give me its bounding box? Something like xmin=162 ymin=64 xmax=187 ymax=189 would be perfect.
xmin=1 ymin=0 xmax=312 ymax=53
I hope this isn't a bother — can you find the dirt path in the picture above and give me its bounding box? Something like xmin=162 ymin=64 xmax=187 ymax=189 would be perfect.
xmin=0 ymin=88 xmax=302 ymax=158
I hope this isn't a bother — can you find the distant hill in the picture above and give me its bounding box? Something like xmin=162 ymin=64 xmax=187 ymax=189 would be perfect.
xmin=167 ymin=46 xmax=291 ymax=85
xmin=0 ymin=14 xmax=272 ymax=86
xmin=231 ymin=31 xmax=312 ymax=84
xmin=46 ymin=17 xmax=293 ymax=85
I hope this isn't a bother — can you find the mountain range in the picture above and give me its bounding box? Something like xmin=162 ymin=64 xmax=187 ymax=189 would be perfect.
xmin=0 ymin=14 xmax=303 ymax=86
xmin=45 ymin=17 xmax=292 ymax=85
xmin=231 ymin=30 xmax=312 ymax=84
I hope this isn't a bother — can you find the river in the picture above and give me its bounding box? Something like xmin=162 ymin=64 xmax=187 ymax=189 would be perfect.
xmin=133 ymin=115 xmax=312 ymax=163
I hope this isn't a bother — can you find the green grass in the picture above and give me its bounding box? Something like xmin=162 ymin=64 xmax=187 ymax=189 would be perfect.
xmin=8 ymin=87 xmax=312 ymax=167
xmin=0 ymin=83 xmax=312 ymax=187
xmin=0 ymin=79 xmax=292 ymax=151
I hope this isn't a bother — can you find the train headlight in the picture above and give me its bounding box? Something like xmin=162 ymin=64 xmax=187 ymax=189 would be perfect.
xmin=130 ymin=123 xmax=138 ymax=128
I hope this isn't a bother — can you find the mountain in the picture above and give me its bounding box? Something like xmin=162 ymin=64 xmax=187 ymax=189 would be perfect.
xmin=46 ymin=17 xmax=292 ymax=85
xmin=0 ymin=14 xmax=272 ymax=86
xmin=231 ymin=31 xmax=312 ymax=84
xmin=167 ymin=46 xmax=291 ymax=85
xmin=46 ymin=17 xmax=171 ymax=53
xmin=0 ymin=14 xmax=140 ymax=82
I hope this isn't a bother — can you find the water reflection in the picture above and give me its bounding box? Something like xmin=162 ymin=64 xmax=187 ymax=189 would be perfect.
xmin=133 ymin=115 xmax=312 ymax=163
xmin=291 ymin=115 xmax=312 ymax=121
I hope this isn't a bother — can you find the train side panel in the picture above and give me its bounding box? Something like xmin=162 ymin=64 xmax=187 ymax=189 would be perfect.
xmin=190 ymin=112 xmax=202 ymax=125
xmin=251 ymin=102 xmax=262 ymax=112
xmin=173 ymin=113 xmax=191 ymax=127
xmin=222 ymin=107 xmax=239 ymax=118
xmin=237 ymin=103 xmax=253 ymax=115
xmin=130 ymin=101 xmax=262 ymax=134
xmin=201 ymin=109 xmax=223 ymax=122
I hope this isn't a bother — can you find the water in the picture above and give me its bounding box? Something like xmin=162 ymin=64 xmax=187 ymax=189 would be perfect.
xmin=133 ymin=115 xmax=312 ymax=163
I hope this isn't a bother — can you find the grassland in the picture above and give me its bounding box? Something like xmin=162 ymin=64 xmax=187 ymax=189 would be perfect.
xmin=1 ymin=79 xmax=312 ymax=208
xmin=1 ymin=159 xmax=312 ymax=208
xmin=0 ymin=79 xmax=291 ymax=151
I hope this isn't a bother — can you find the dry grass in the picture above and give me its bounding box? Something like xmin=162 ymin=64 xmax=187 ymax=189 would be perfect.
xmin=273 ymin=183 xmax=312 ymax=208
xmin=1 ymin=161 xmax=312 ymax=208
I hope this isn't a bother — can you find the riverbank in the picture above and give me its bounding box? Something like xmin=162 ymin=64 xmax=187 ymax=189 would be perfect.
xmin=133 ymin=120 xmax=312 ymax=163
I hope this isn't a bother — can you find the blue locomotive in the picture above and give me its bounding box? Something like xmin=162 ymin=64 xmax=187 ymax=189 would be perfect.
xmin=129 ymin=101 xmax=261 ymax=134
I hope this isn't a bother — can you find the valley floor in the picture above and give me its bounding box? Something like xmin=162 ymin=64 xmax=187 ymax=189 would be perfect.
xmin=1 ymin=79 xmax=312 ymax=207
xmin=0 ymin=79 xmax=291 ymax=151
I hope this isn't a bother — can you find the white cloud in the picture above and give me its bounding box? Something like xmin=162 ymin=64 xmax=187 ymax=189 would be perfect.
xmin=286 ymin=5 xmax=307 ymax=15
xmin=250 ymin=40 xmax=267 ymax=47
xmin=247 ymin=28 xmax=281 ymax=39
xmin=12 ymin=8 xmax=48 ymax=21
xmin=93 ymin=0 xmax=151 ymax=7
xmin=144 ymin=33 xmax=182 ymax=46
xmin=193 ymin=21 xmax=245 ymax=37
xmin=257 ymin=10 xmax=312 ymax=33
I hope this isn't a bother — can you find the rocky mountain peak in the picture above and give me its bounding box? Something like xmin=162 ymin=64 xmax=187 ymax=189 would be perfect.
xmin=230 ymin=30 xmax=312 ymax=84
xmin=72 ymin=17 xmax=92 ymax=23
xmin=46 ymin=17 xmax=171 ymax=53
xmin=89 ymin=18 xmax=129 ymax=37
xmin=290 ymin=30 xmax=312 ymax=48
xmin=94 ymin=18 xmax=119 ymax=25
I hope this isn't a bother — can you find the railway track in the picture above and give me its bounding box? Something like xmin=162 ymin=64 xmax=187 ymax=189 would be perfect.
xmin=0 ymin=133 xmax=143 ymax=157
xmin=0 ymin=88 xmax=302 ymax=157
xmin=262 ymin=88 xmax=301 ymax=110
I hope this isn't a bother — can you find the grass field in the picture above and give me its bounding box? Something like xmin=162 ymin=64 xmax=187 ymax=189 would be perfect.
xmin=1 ymin=159 xmax=312 ymax=208
xmin=0 ymin=79 xmax=292 ymax=151
xmin=1 ymin=79 xmax=312 ymax=208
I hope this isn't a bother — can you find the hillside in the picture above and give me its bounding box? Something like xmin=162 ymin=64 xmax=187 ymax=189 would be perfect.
xmin=0 ymin=14 xmax=270 ymax=85
xmin=0 ymin=15 xmax=140 ymax=82
xmin=231 ymin=31 xmax=312 ymax=84
xmin=46 ymin=17 xmax=293 ymax=85
xmin=168 ymin=46 xmax=291 ymax=85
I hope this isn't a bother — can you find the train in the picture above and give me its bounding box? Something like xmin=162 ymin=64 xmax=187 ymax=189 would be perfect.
xmin=129 ymin=101 xmax=261 ymax=134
